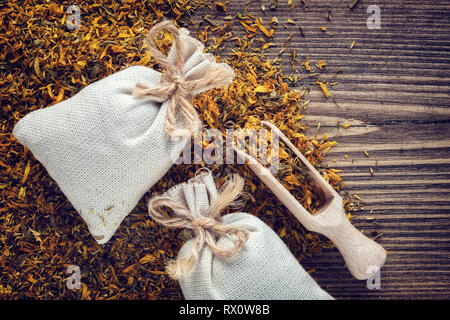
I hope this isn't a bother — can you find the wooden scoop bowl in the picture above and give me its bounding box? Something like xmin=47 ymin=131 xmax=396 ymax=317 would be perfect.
xmin=233 ymin=121 xmax=386 ymax=280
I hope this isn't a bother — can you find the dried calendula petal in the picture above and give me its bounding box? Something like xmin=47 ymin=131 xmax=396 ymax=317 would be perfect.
xmin=302 ymin=55 xmax=311 ymax=71
xmin=316 ymin=80 xmax=330 ymax=98
xmin=254 ymin=18 xmax=274 ymax=37
xmin=240 ymin=21 xmax=257 ymax=33
xmin=19 ymin=160 xmax=31 ymax=185
xmin=2 ymin=0 xmax=356 ymax=300
xmin=286 ymin=18 xmax=296 ymax=25
xmin=254 ymin=84 xmax=274 ymax=93
xmin=316 ymin=60 xmax=327 ymax=70
xmin=285 ymin=173 xmax=301 ymax=186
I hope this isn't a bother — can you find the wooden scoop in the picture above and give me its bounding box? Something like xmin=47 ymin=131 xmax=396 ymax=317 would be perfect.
xmin=233 ymin=121 xmax=386 ymax=280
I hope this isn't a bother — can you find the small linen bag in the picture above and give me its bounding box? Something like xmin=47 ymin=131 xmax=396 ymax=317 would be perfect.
xmin=12 ymin=21 xmax=234 ymax=244
xmin=147 ymin=170 xmax=333 ymax=300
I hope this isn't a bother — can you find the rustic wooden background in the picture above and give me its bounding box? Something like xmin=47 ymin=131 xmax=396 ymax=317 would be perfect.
xmin=195 ymin=0 xmax=450 ymax=299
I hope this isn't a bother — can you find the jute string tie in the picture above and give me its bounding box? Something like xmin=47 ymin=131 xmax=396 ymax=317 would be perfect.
xmin=147 ymin=174 xmax=249 ymax=280
xmin=133 ymin=20 xmax=233 ymax=137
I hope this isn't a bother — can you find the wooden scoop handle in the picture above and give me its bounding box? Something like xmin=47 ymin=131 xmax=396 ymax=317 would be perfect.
xmin=232 ymin=126 xmax=387 ymax=280
xmin=312 ymin=198 xmax=387 ymax=280
xmin=258 ymin=121 xmax=387 ymax=279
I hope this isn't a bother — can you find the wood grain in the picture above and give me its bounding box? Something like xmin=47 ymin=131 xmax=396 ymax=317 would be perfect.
xmin=192 ymin=0 xmax=450 ymax=299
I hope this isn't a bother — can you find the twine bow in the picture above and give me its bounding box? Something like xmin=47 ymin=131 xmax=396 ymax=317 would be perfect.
xmin=133 ymin=20 xmax=234 ymax=137
xmin=147 ymin=174 xmax=249 ymax=280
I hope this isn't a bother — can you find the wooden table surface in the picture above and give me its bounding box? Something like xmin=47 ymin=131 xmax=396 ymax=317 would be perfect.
xmin=202 ymin=0 xmax=450 ymax=299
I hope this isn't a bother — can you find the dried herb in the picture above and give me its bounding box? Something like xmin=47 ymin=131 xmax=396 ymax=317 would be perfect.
xmin=349 ymin=0 xmax=361 ymax=11
xmin=316 ymin=80 xmax=331 ymax=98
xmin=0 ymin=0 xmax=358 ymax=300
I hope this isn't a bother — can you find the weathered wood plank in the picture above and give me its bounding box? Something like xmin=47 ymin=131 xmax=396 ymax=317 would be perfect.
xmin=207 ymin=0 xmax=450 ymax=299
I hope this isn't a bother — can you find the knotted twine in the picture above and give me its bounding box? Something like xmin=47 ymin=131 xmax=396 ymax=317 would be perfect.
xmin=147 ymin=174 xmax=250 ymax=280
xmin=133 ymin=20 xmax=234 ymax=137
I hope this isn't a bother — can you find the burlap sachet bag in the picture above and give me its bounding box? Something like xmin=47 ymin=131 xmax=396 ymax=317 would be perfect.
xmin=12 ymin=21 xmax=234 ymax=244
xmin=148 ymin=170 xmax=333 ymax=300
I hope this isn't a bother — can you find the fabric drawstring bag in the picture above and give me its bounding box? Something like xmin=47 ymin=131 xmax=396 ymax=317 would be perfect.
xmin=148 ymin=170 xmax=333 ymax=300
xmin=12 ymin=20 xmax=234 ymax=244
